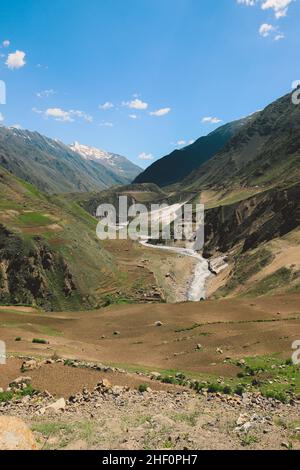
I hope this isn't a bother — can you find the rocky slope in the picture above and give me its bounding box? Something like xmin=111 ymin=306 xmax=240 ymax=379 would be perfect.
xmin=134 ymin=117 xmax=252 ymax=187
xmin=1 ymin=357 xmax=300 ymax=450
xmin=203 ymin=183 xmax=300 ymax=257
xmin=203 ymin=183 xmax=300 ymax=297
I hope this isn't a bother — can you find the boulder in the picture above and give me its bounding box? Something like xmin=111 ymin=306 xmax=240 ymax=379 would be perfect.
xmin=0 ymin=416 xmax=37 ymax=450
xmin=21 ymin=359 xmax=39 ymax=372
xmin=39 ymin=397 xmax=66 ymax=415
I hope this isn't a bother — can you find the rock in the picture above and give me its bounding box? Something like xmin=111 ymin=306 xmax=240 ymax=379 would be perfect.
xmin=216 ymin=348 xmax=223 ymax=355
xmin=155 ymin=321 xmax=163 ymax=327
xmin=102 ymin=379 xmax=112 ymax=390
xmin=196 ymin=344 xmax=202 ymax=350
xmin=113 ymin=331 xmax=121 ymax=336
xmin=39 ymin=398 xmax=66 ymax=415
xmin=21 ymin=359 xmax=39 ymax=372
xmin=151 ymin=372 xmax=161 ymax=379
xmin=236 ymin=414 xmax=249 ymax=426
xmin=9 ymin=376 xmax=32 ymax=389
xmin=0 ymin=416 xmax=37 ymax=450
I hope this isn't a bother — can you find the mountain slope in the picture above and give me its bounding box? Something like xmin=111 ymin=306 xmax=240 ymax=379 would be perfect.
xmin=134 ymin=117 xmax=253 ymax=187
xmin=0 ymin=127 xmax=133 ymax=194
xmin=203 ymin=182 xmax=300 ymax=298
xmin=0 ymin=167 xmax=162 ymax=310
xmin=182 ymin=91 xmax=300 ymax=191
xmin=70 ymin=141 xmax=142 ymax=183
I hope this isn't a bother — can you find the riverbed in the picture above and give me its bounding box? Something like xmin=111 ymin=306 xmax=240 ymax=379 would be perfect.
xmin=139 ymin=241 xmax=212 ymax=301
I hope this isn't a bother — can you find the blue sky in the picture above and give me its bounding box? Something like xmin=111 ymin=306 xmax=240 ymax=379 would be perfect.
xmin=0 ymin=0 xmax=299 ymax=168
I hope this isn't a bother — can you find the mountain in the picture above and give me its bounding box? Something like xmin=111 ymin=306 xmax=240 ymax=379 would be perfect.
xmin=203 ymin=182 xmax=300 ymax=298
xmin=70 ymin=141 xmax=142 ymax=183
xmin=0 ymin=126 xmax=138 ymax=194
xmin=182 ymin=91 xmax=300 ymax=192
xmin=0 ymin=167 xmax=162 ymax=310
xmin=134 ymin=117 xmax=253 ymax=187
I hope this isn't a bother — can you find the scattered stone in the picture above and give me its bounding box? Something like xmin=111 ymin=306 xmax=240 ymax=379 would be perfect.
xmin=155 ymin=321 xmax=163 ymax=327
xmin=9 ymin=376 xmax=32 ymax=390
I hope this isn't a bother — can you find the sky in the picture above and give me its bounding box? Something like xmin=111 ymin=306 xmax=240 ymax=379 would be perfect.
xmin=0 ymin=0 xmax=299 ymax=168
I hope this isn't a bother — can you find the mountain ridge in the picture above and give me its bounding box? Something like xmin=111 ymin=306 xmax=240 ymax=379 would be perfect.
xmin=134 ymin=116 xmax=254 ymax=187
xmin=0 ymin=126 xmax=140 ymax=194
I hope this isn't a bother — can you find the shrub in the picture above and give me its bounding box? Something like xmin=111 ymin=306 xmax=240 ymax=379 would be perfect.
xmin=234 ymin=385 xmax=245 ymax=396
xmin=207 ymin=383 xmax=223 ymax=393
xmin=138 ymin=384 xmax=148 ymax=393
xmin=32 ymin=338 xmax=48 ymax=344
xmin=15 ymin=337 xmax=21 ymax=342
xmin=223 ymin=386 xmax=232 ymax=395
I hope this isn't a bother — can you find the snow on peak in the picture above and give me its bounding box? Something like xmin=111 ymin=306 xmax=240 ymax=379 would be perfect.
xmin=70 ymin=141 xmax=114 ymax=162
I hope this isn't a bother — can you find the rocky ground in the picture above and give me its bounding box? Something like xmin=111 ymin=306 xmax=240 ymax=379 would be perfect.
xmin=1 ymin=358 xmax=300 ymax=450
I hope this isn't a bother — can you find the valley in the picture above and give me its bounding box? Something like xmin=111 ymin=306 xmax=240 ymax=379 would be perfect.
xmin=0 ymin=89 xmax=300 ymax=451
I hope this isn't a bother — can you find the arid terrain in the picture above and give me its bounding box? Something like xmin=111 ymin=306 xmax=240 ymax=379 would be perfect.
xmin=1 ymin=294 xmax=300 ymax=450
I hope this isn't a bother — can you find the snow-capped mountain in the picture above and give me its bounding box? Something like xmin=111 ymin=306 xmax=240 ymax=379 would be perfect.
xmin=70 ymin=141 xmax=142 ymax=183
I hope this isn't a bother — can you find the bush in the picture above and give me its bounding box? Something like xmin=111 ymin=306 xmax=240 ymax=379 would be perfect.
xmin=223 ymin=386 xmax=232 ymax=395
xmin=15 ymin=337 xmax=22 ymax=342
xmin=207 ymin=383 xmax=223 ymax=393
xmin=234 ymin=385 xmax=245 ymax=396
xmin=32 ymin=338 xmax=48 ymax=344
xmin=161 ymin=376 xmax=176 ymax=384
xmin=138 ymin=384 xmax=148 ymax=393
xmin=263 ymin=390 xmax=288 ymax=404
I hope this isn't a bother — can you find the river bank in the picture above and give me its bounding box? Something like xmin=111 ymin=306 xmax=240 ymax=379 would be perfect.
xmin=139 ymin=241 xmax=212 ymax=301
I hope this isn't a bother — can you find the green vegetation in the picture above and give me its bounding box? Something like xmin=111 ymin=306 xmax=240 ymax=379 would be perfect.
xmin=215 ymin=248 xmax=274 ymax=298
xmin=244 ymin=268 xmax=297 ymax=297
xmin=128 ymin=355 xmax=300 ymax=404
xmin=138 ymin=384 xmax=148 ymax=393
xmin=32 ymin=338 xmax=49 ymax=344
xmin=17 ymin=212 xmax=53 ymax=227
xmin=0 ymin=385 xmax=36 ymax=403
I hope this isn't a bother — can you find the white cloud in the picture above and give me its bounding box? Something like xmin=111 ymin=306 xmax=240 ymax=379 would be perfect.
xmin=259 ymin=23 xmax=275 ymax=36
xmin=149 ymin=107 xmax=171 ymax=117
xmin=188 ymin=139 xmax=195 ymax=145
xmin=129 ymin=114 xmax=138 ymax=119
xmin=237 ymin=0 xmax=257 ymax=5
xmin=123 ymin=98 xmax=148 ymax=110
xmin=2 ymin=40 xmax=10 ymax=48
xmin=6 ymin=50 xmax=26 ymax=69
xmin=99 ymin=101 xmax=114 ymax=110
xmin=0 ymin=112 xmax=4 ymax=122
xmin=33 ymin=107 xmax=93 ymax=123
xmin=100 ymin=121 xmax=114 ymax=127
xmin=274 ymin=32 xmax=285 ymax=40
xmin=261 ymin=0 xmax=293 ymax=18
xmin=202 ymin=116 xmax=223 ymax=124
xmin=237 ymin=0 xmax=294 ymax=18
xmin=36 ymin=63 xmax=48 ymax=70
xmin=45 ymin=108 xmax=73 ymax=122
xmin=36 ymin=89 xmax=56 ymax=98
xmin=177 ymin=140 xmax=186 ymax=146
xmin=138 ymin=152 xmax=153 ymax=161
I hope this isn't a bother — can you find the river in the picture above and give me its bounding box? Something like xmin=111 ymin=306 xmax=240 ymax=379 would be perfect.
xmin=139 ymin=241 xmax=212 ymax=302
